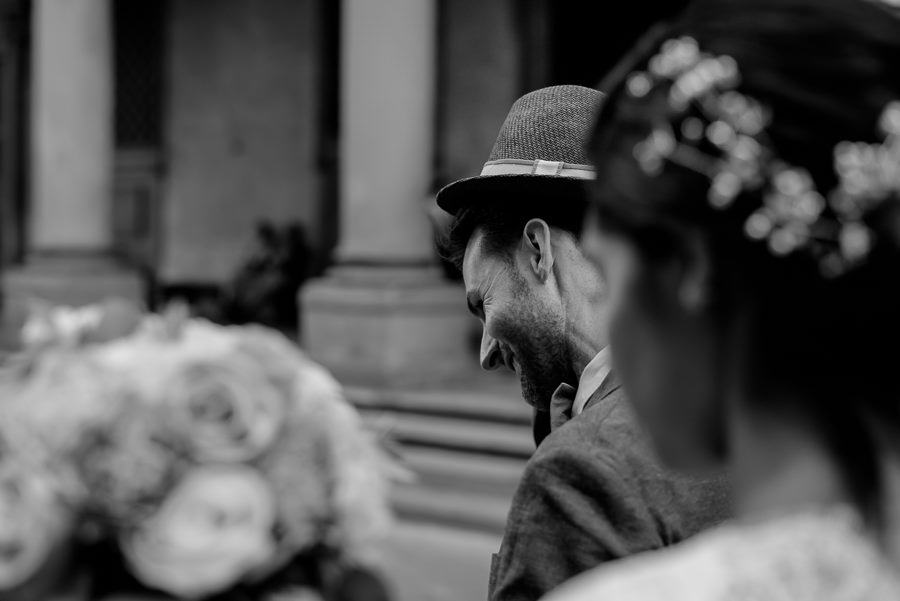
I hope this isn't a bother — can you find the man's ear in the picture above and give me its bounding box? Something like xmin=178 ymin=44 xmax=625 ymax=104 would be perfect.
xmin=522 ymin=219 xmax=554 ymax=282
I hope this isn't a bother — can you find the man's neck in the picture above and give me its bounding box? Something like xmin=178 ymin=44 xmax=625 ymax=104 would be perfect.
xmin=557 ymin=252 xmax=607 ymax=381
xmin=567 ymin=326 xmax=603 ymax=380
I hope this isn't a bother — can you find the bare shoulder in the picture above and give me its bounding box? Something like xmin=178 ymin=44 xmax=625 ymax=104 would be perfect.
xmin=544 ymin=507 xmax=900 ymax=601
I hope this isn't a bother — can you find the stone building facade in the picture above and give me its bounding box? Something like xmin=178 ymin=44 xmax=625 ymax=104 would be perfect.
xmin=0 ymin=0 xmax=686 ymax=348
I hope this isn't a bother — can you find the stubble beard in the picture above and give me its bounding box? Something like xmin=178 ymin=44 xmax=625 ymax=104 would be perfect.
xmin=503 ymin=300 xmax=571 ymax=411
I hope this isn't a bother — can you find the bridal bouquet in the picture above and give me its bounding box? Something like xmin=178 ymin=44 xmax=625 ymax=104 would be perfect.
xmin=0 ymin=300 xmax=397 ymax=600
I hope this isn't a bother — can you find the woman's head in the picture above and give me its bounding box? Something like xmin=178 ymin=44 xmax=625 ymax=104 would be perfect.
xmin=584 ymin=0 xmax=900 ymax=498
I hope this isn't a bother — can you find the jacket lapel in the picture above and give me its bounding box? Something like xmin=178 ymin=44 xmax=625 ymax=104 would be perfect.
xmin=583 ymin=370 xmax=621 ymax=411
xmin=535 ymin=372 xmax=621 ymax=443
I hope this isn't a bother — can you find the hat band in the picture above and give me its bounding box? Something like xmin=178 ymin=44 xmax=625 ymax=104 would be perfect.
xmin=480 ymin=159 xmax=594 ymax=179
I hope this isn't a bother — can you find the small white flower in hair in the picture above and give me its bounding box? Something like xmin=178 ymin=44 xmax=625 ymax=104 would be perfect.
xmin=625 ymin=36 xmax=900 ymax=278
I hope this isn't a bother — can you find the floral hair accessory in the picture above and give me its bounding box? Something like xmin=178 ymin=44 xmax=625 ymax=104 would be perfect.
xmin=627 ymin=36 xmax=900 ymax=277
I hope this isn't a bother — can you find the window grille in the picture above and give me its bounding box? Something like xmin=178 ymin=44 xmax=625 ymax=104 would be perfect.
xmin=113 ymin=0 xmax=164 ymax=149
xmin=112 ymin=0 xmax=165 ymax=272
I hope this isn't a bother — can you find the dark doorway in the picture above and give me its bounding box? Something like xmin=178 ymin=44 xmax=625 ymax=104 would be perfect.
xmin=111 ymin=0 xmax=166 ymax=302
xmin=0 ymin=0 xmax=28 ymax=267
xmin=313 ymin=0 xmax=341 ymax=276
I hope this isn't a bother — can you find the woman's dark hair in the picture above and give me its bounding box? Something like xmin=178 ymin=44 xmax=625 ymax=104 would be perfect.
xmin=588 ymin=0 xmax=900 ymax=519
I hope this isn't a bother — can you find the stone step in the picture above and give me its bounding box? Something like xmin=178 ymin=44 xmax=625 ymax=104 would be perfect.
xmin=403 ymin=446 xmax=524 ymax=498
xmin=392 ymin=481 xmax=511 ymax=535
xmin=360 ymin=409 xmax=534 ymax=459
xmin=346 ymin=384 xmax=531 ymax=425
xmin=349 ymin=384 xmax=531 ymax=534
xmin=380 ymin=521 xmax=501 ymax=601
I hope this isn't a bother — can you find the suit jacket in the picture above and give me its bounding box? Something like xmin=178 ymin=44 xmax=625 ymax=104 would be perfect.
xmin=488 ymin=374 xmax=732 ymax=601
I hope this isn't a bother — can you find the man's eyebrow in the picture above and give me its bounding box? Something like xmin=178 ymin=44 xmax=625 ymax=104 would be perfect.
xmin=465 ymin=291 xmax=481 ymax=316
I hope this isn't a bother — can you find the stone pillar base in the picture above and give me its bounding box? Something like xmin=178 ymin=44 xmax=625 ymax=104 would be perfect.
xmin=1 ymin=254 xmax=145 ymax=349
xmin=300 ymin=266 xmax=475 ymax=387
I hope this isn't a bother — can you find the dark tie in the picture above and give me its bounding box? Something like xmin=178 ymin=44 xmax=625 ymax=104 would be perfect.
xmin=533 ymin=383 xmax=579 ymax=446
xmin=533 ymin=408 xmax=552 ymax=447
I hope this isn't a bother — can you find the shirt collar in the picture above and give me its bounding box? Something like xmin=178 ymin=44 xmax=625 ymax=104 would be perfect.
xmin=573 ymin=347 xmax=612 ymax=416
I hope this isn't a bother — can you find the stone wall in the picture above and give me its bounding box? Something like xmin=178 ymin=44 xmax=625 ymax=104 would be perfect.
xmin=160 ymin=0 xmax=324 ymax=284
xmin=436 ymin=0 xmax=522 ymax=187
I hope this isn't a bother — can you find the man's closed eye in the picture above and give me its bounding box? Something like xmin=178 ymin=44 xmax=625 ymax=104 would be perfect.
xmin=466 ymin=293 xmax=485 ymax=319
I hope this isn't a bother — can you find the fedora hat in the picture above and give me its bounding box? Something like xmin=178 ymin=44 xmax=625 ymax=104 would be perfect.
xmin=436 ymin=85 xmax=604 ymax=215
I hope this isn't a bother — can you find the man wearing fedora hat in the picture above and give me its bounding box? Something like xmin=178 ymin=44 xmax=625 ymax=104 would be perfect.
xmin=437 ymin=85 xmax=730 ymax=601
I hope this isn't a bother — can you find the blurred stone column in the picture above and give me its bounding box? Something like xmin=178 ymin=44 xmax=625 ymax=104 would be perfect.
xmin=301 ymin=0 xmax=471 ymax=386
xmin=1 ymin=0 xmax=142 ymax=345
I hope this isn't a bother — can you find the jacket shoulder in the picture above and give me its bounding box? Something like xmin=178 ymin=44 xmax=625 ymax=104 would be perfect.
xmin=535 ymin=388 xmax=732 ymax=537
xmin=539 ymin=387 xmax=644 ymax=462
xmin=490 ymin=389 xmax=731 ymax=601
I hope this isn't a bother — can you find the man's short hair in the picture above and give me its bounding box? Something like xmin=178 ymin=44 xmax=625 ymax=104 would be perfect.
xmin=438 ymin=199 xmax=586 ymax=272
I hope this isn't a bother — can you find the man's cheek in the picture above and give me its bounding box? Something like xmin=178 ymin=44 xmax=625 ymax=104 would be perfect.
xmin=486 ymin=311 xmax=516 ymax=347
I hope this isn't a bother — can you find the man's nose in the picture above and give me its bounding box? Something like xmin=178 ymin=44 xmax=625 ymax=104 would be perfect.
xmin=480 ymin=330 xmax=503 ymax=371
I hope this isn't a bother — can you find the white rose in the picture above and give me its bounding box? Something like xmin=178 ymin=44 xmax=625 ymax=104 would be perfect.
xmin=80 ymin=406 xmax=180 ymax=528
xmin=164 ymin=357 xmax=286 ymax=463
xmin=292 ymin=358 xmax=396 ymax=559
xmin=121 ymin=465 xmax=277 ymax=599
xmin=0 ymin=462 xmax=72 ymax=591
xmin=1 ymin=353 xmax=128 ymax=465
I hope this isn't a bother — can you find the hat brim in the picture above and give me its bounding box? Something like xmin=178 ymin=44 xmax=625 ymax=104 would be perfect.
xmin=436 ymin=174 xmax=589 ymax=216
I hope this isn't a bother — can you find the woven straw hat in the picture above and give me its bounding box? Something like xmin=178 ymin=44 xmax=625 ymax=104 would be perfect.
xmin=436 ymin=85 xmax=604 ymax=215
